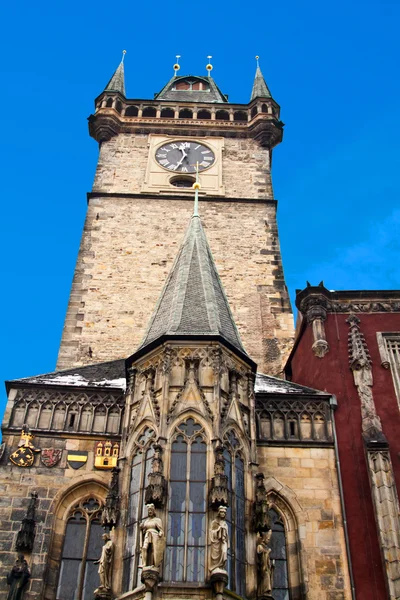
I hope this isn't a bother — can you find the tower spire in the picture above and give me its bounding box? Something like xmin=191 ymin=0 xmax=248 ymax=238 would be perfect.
xmin=104 ymin=50 xmax=126 ymax=96
xmin=250 ymin=56 xmax=272 ymax=101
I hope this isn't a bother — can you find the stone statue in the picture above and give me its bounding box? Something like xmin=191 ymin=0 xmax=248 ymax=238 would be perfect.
xmin=140 ymin=503 xmax=165 ymax=569
xmin=209 ymin=505 xmax=229 ymax=573
xmin=7 ymin=554 xmax=30 ymax=600
xmin=94 ymin=533 xmax=115 ymax=597
xmin=257 ymin=530 xmax=275 ymax=598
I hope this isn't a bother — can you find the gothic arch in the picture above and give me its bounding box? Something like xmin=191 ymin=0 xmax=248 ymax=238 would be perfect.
xmin=264 ymin=478 xmax=308 ymax=600
xmin=43 ymin=479 xmax=108 ymax=600
xmin=166 ymin=409 xmax=212 ymax=441
xmin=124 ymin=420 xmax=158 ymax=458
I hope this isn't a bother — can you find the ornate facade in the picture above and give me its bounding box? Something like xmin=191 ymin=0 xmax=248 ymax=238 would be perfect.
xmin=0 ymin=58 xmax=353 ymax=600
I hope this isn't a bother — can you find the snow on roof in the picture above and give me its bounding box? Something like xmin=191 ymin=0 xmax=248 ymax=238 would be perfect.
xmin=255 ymin=373 xmax=325 ymax=395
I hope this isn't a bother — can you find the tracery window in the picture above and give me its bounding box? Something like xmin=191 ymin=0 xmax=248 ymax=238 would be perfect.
xmin=123 ymin=427 xmax=155 ymax=591
xmin=57 ymin=497 xmax=104 ymax=600
xmin=269 ymin=508 xmax=289 ymax=600
xmin=165 ymin=418 xmax=207 ymax=583
xmin=377 ymin=332 xmax=400 ymax=408
xmin=223 ymin=430 xmax=246 ymax=596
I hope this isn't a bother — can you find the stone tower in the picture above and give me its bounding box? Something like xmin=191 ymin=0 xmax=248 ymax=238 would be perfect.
xmin=57 ymin=56 xmax=294 ymax=376
xmin=0 ymin=58 xmax=354 ymax=600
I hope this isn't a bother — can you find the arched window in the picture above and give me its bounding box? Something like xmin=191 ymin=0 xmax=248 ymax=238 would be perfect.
xmin=165 ymin=418 xmax=207 ymax=583
xmin=125 ymin=105 xmax=139 ymax=117
xmin=261 ymin=103 xmax=268 ymax=113
xmin=142 ymin=106 xmax=157 ymax=117
xmin=223 ymin=430 xmax=246 ymax=596
xmin=161 ymin=107 xmax=174 ymax=118
xmin=251 ymin=106 xmax=258 ymax=119
xmin=179 ymin=108 xmax=193 ymax=119
xmin=269 ymin=508 xmax=289 ymax=600
xmin=57 ymin=497 xmax=104 ymax=600
xmin=215 ymin=110 xmax=230 ymax=121
xmin=105 ymin=98 xmax=113 ymax=108
xmin=115 ymin=100 xmax=122 ymax=114
xmin=197 ymin=109 xmax=211 ymax=120
xmin=234 ymin=111 xmax=248 ymax=122
xmin=123 ymin=427 xmax=155 ymax=591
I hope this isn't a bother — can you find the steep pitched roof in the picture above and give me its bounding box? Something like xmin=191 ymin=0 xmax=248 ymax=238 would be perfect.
xmin=104 ymin=59 xmax=126 ymax=96
xmin=137 ymin=214 xmax=247 ymax=358
xmin=154 ymin=75 xmax=228 ymax=103
xmin=251 ymin=65 xmax=272 ymax=101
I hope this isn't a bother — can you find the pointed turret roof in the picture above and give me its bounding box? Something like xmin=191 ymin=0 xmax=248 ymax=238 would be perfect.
xmin=154 ymin=75 xmax=228 ymax=103
xmin=136 ymin=214 xmax=250 ymax=362
xmin=104 ymin=56 xmax=126 ymax=96
xmin=251 ymin=65 xmax=272 ymax=101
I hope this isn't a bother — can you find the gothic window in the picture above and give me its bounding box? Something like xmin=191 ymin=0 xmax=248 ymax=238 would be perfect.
xmin=125 ymin=105 xmax=139 ymax=117
xmin=269 ymin=508 xmax=289 ymax=600
xmin=53 ymin=403 xmax=66 ymax=429
xmin=234 ymin=110 xmax=248 ymax=122
xmin=115 ymin=100 xmax=122 ymax=114
xmin=105 ymin=98 xmax=113 ymax=108
xmin=261 ymin=103 xmax=268 ymax=113
xmin=197 ymin=109 xmax=211 ymax=120
xmin=107 ymin=406 xmax=120 ymax=434
xmin=38 ymin=403 xmax=53 ymax=429
xmin=12 ymin=401 xmax=26 ymax=427
xmin=161 ymin=107 xmax=174 ymax=118
xmin=79 ymin=405 xmax=93 ymax=432
xmin=215 ymin=110 xmax=230 ymax=121
xmin=179 ymin=108 xmax=193 ymax=119
xmin=26 ymin=402 xmax=39 ymax=427
xmin=93 ymin=405 xmax=106 ymax=432
xmin=251 ymin=106 xmax=258 ymax=119
xmin=223 ymin=430 xmax=246 ymax=597
xmin=123 ymin=427 xmax=155 ymax=591
xmin=57 ymin=497 xmax=104 ymax=600
xmin=377 ymin=332 xmax=400 ymax=408
xmin=142 ymin=106 xmax=157 ymax=117
xmin=165 ymin=418 xmax=207 ymax=583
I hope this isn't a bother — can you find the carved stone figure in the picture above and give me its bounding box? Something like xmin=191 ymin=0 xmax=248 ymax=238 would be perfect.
xmin=101 ymin=468 xmax=120 ymax=529
xmin=140 ymin=504 xmax=165 ymax=569
xmin=209 ymin=506 xmax=229 ymax=573
xmin=209 ymin=446 xmax=229 ymax=509
xmin=94 ymin=533 xmax=115 ymax=597
xmin=257 ymin=530 xmax=275 ymax=599
xmin=16 ymin=492 xmax=37 ymax=552
xmin=7 ymin=554 xmax=30 ymax=600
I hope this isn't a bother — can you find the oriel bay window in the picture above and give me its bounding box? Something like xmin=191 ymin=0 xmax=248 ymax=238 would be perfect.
xmin=223 ymin=429 xmax=246 ymax=597
xmin=57 ymin=497 xmax=104 ymax=600
xmin=165 ymin=418 xmax=207 ymax=583
xmin=124 ymin=427 xmax=155 ymax=591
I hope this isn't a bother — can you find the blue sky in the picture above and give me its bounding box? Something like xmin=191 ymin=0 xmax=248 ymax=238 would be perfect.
xmin=1 ymin=0 xmax=399 ymax=417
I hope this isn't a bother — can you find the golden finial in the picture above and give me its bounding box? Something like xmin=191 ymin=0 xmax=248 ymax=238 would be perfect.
xmin=173 ymin=55 xmax=181 ymax=75
xmin=192 ymin=162 xmax=201 ymax=216
xmin=255 ymin=55 xmax=260 ymax=68
xmin=206 ymin=55 xmax=213 ymax=76
xmin=122 ymin=50 xmax=127 ymax=63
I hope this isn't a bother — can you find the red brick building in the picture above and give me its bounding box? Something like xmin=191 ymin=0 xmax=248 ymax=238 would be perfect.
xmin=286 ymin=284 xmax=400 ymax=599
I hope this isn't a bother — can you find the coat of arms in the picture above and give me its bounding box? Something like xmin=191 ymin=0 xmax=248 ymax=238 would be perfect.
xmin=10 ymin=424 xmax=40 ymax=468
xmin=41 ymin=448 xmax=62 ymax=468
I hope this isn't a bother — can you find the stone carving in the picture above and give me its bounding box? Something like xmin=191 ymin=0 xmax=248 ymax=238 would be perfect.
xmin=167 ymin=359 xmax=213 ymax=423
xmin=257 ymin=530 xmax=274 ymax=599
xmin=209 ymin=446 xmax=229 ymax=509
xmin=346 ymin=315 xmax=386 ymax=444
xmin=7 ymin=554 xmax=30 ymax=600
xmin=253 ymin=474 xmax=271 ymax=533
xmin=209 ymin=506 xmax=229 ymax=573
xmin=145 ymin=444 xmax=167 ymax=508
xmin=94 ymin=533 xmax=115 ymax=599
xmin=140 ymin=504 xmax=165 ymax=568
xmin=40 ymin=448 xmax=62 ymax=468
xmin=299 ymin=288 xmax=330 ymax=358
xmin=101 ymin=468 xmax=120 ymax=529
xmin=140 ymin=504 xmax=166 ymax=592
xmin=10 ymin=425 xmax=40 ymax=468
xmin=16 ymin=492 xmax=38 ymax=553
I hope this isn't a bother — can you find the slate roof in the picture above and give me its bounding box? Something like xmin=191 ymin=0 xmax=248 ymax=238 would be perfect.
xmin=104 ymin=60 xmax=126 ymax=96
xmin=254 ymin=373 xmax=326 ymax=395
xmin=251 ymin=66 xmax=272 ymax=101
xmin=154 ymin=75 xmax=228 ymax=103
xmin=137 ymin=214 xmax=247 ymax=358
xmin=7 ymin=359 xmax=126 ymax=391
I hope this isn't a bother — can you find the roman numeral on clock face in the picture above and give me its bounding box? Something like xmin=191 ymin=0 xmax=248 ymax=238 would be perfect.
xmin=155 ymin=141 xmax=215 ymax=172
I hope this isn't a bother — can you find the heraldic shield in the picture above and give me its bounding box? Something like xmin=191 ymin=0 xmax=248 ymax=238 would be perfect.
xmin=41 ymin=448 xmax=62 ymax=468
xmin=10 ymin=447 xmax=34 ymax=467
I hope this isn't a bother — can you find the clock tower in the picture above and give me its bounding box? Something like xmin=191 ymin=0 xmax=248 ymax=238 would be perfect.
xmin=57 ymin=56 xmax=294 ymax=377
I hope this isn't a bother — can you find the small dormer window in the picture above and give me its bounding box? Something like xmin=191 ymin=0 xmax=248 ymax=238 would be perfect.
xmin=173 ymin=79 xmax=209 ymax=92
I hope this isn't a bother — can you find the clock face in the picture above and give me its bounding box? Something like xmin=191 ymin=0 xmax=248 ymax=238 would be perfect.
xmin=155 ymin=141 xmax=215 ymax=173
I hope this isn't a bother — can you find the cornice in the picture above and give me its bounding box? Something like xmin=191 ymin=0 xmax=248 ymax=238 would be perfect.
xmin=86 ymin=191 xmax=278 ymax=206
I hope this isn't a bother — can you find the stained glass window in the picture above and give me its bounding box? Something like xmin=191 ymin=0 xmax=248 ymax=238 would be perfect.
xmin=57 ymin=498 xmax=103 ymax=600
xmin=222 ymin=430 xmax=246 ymax=597
xmin=123 ymin=427 xmax=155 ymax=591
xmin=269 ymin=508 xmax=289 ymax=600
xmin=165 ymin=418 xmax=207 ymax=583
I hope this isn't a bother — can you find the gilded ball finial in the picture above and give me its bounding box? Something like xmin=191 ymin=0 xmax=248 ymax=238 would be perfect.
xmin=193 ymin=182 xmax=201 ymax=190
xmin=121 ymin=49 xmax=127 ymax=63
xmin=206 ymin=55 xmax=213 ymax=74
xmin=173 ymin=55 xmax=181 ymax=72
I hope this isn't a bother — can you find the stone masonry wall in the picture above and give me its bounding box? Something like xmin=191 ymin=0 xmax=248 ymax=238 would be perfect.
xmin=258 ymin=446 xmax=352 ymax=600
xmin=56 ymin=195 xmax=294 ymax=375
xmin=92 ymin=135 xmax=274 ymax=199
xmin=0 ymin=431 xmax=110 ymax=600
